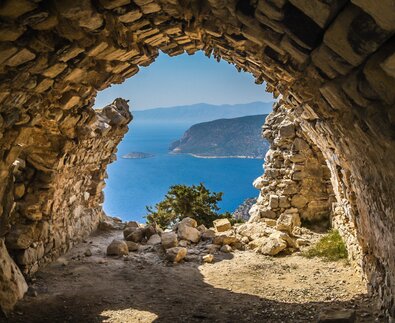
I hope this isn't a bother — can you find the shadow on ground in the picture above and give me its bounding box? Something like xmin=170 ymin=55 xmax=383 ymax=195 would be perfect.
xmin=1 ymin=231 xmax=380 ymax=323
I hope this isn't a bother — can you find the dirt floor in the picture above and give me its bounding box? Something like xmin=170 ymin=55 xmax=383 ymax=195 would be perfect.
xmin=2 ymin=230 xmax=383 ymax=323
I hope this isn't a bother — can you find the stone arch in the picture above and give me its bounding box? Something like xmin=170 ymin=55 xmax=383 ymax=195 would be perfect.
xmin=0 ymin=0 xmax=394 ymax=318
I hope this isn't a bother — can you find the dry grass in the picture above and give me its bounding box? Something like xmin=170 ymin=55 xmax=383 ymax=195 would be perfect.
xmin=303 ymin=229 xmax=348 ymax=261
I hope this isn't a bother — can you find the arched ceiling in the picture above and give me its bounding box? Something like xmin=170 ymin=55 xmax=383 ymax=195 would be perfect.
xmin=0 ymin=0 xmax=394 ymax=318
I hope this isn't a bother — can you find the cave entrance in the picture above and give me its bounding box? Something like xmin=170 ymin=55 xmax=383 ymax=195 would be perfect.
xmin=95 ymin=51 xmax=271 ymax=222
xmin=0 ymin=0 xmax=394 ymax=320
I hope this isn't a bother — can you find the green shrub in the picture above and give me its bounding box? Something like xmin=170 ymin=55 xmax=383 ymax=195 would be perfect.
xmin=303 ymin=229 xmax=348 ymax=261
xmin=145 ymin=183 xmax=233 ymax=229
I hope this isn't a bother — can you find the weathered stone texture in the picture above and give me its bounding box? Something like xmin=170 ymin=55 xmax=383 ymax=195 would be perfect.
xmin=0 ymin=0 xmax=393 ymax=319
xmin=250 ymin=102 xmax=335 ymax=228
xmin=0 ymin=239 xmax=28 ymax=315
xmin=0 ymin=98 xmax=131 ymax=312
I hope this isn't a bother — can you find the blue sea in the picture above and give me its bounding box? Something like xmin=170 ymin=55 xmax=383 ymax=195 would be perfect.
xmin=103 ymin=122 xmax=264 ymax=222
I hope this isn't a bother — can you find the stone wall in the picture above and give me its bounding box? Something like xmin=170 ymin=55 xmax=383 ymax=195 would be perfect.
xmin=0 ymin=0 xmax=393 ymax=319
xmin=250 ymin=102 xmax=334 ymax=228
xmin=0 ymin=98 xmax=131 ymax=312
xmin=251 ymin=101 xmax=362 ymax=268
xmin=0 ymin=239 xmax=28 ymax=315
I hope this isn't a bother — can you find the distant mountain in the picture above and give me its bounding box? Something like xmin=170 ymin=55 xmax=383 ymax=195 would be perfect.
xmin=133 ymin=102 xmax=273 ymax=124
xmin=169 ymin=115 xmax=270 ymax=158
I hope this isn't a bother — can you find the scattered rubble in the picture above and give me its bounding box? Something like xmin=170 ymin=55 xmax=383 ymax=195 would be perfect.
xmin=104 ymin=214 xmax=322 ymax=264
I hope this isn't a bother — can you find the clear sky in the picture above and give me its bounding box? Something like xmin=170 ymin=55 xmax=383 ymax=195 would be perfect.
xmin=94 ymin=51 xmax=273 ymax=110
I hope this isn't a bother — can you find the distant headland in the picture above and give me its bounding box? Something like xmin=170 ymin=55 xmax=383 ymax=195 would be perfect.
xmin=169 ymin=115 xmax=269 ymax=159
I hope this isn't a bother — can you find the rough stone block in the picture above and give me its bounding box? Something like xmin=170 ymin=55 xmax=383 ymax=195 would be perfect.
xmin=107 ymin=239 xmax=129 ymax=256
xmin=276 ymin=212 xmax=301 ymax=233
xmin=283 ymin=3 xmax=323 ymax=49
xmin=363 ymin=45 xmax=395 ymax=105
xmin=178 ymin=225 xmax=201 ymax=243
xmin=381 ymin=52 xmax=395 ymax=78
xmin=146 ymin=234 xmax=161 ymax=245
xmin=54 ymin=0 xmax=103 ymax=30
xmin=99 ymin=0 xmax=131 ymax=10
xmin=0 ymin=240 xmax=28 ymax=314
xmin=140 ymin=2 xmax=161 ymax=14
xmin=118 ymin=10 xmax=143 ymax=23
xmin=257 ymin=1 xmax=284 ymax=21
xmin=165 ymin=247 xmax=187 ymax=263
xmin=5 ymin=49 xmax=36 ymax=67
xmin=280 ymin=35 xmax=309 ymax=64
xmin=30 ymin=15 xmax=59 ymax=30
xmin=351 ymin=0 xmax=395 ymax=31
xmin=60 ymin=92 xmax=81 ymax=110
xmin=324 ymin=5 xmax=391 ymax=66
xmin=35 ymin=78 xmax=54 ymax=93
xmin=6 ymin=225 xmax=36 ymax=250
xmin=0 ymin=24 xmax=25 ymax=41
xmin=0 ymin=0 xmax=37 ymax=19
xmin=43 ymin=63 xmax=68 ymax=78
xmin=291 ymin=195 xmax=308 ymax=208
xmin=278 ymin=196 xmax=290 ymax=208
xmin=258 ymin=234 xmax=287 ymax=255
xmin=161 ymin=232 xmax=178 ymax=249
xmin=213 ymin=218 xmax=231 ymax=232
xmin=279 ymin=123 xmax=295 ymax=139
xmin=289 ymin=0 xmax=347 ymax=28
xmin=269 ymin=195 xmax=279 ymax=208
xmin=125 ymin=228 xmax=144 ymax=242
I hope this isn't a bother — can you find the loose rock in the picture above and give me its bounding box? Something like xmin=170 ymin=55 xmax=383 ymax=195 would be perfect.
xmin=106 ymin=240 xmax=129 ymax=256
xmin=220 ymin=245 xmax=232 ymax=253
xmin=146 ymin=234 xmax=161 ymax=245
xmin=177 ymin=218 xmax=201 ymax=243
xmin=213 ymin=218 xmax=232 ymax=232
xmin=166 ymin=247 xmax=187 ymax=263
xmin=126 ymin=241 xmax=139 ymax=252
xmin=161 ymin=232 xmax=178 ymax=249
xmin=202 ymin=254 xmax=214 ymax=263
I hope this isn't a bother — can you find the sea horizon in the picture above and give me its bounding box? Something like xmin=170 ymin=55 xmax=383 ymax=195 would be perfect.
xmin=103 ymin=121 xmax=264 ymax=223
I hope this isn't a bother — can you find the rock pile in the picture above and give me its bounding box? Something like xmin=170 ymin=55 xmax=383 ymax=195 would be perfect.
xmin=106 ymin=217 xmax=222 ymax=263
xmin=105 ymin=214 xmax=319 ymax=263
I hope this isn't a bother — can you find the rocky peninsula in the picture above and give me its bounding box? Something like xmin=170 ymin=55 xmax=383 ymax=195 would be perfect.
xmin=170 ymin=115 xmax=269 ymax=159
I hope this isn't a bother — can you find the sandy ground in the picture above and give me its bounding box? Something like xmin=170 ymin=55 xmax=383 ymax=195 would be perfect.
xmin=3 ymin=230 xmax=383 ymax=323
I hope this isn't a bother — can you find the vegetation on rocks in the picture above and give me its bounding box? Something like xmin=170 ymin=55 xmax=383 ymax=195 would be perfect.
xmin=145 ymin=183 xmax=231 ymax=228
xmin=303 ymin=230 xmax=348 ymax=262
xmin=169 ymin=115 xmax=269 ymax=158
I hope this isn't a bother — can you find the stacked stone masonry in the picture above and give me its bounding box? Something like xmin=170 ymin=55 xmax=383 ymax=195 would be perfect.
xmin=0 ymin=97 xmax=132 ymax=313
xmin=250 ymin=102 xmax=335 ymax=227
xmin=0 ymin=0 xmax=393 ymax=319
xmin=250 ymin=101 xmax=362 ymax=267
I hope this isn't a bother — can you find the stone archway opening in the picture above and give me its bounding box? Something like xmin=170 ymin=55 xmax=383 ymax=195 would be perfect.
xmin=0 ymin=0 xmax=394 ymax=320
xmin=94 ymin=51 xmax=272 ymax=221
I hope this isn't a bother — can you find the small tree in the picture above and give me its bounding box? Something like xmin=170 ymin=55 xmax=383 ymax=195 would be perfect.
xmin=145 ymin=183 xmax=225 ymax=228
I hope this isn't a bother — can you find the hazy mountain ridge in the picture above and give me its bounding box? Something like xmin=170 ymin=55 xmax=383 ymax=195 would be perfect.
xmin=169 ymin=115 xmax=270 ymax=158
xmin=133 ymin=102 xmax=273 ymax=124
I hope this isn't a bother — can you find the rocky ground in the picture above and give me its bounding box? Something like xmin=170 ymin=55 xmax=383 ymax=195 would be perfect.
xmin=2 ymin=219 xmax=383 ymax=323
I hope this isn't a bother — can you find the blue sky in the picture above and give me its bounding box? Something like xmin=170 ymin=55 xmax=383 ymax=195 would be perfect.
xmin=94 ymin=51 xmax=273 ymax=110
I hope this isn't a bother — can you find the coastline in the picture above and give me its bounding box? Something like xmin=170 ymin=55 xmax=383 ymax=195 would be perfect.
xmin=170 ymin=151 xmax=264 ymax=159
